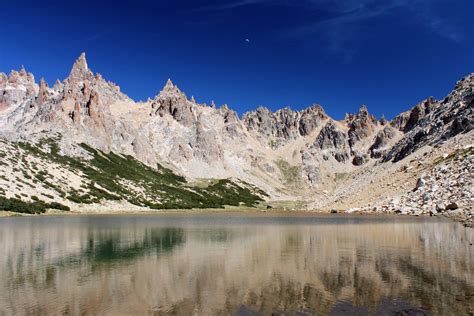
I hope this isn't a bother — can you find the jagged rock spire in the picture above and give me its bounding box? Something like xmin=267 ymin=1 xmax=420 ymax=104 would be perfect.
xmin=358 ymin=104 xmax=369 ymax=115
xmin=308 ymin=103 xmax=325 ymax=113
xmin=165 ymin=78 xmax=173 ymax=87
xmin=152 ymin=78 xmax=193 ymax=125
xmin=298 ymin=104 xmax=328 ymax=136
xmin=7 ymin=70 xmax=19 ymax=84
xmin=75 ymin=52 xmax=88 ymax=71
xmin=157 ymin=78 xmax=188 ymax=102
xmin=20 ymin=65 xmax=27 ymax=77
xmin=53 ymin=79 xmax=63 ymax=92
xmin=39 ymin=77 xmax=48 ymax=88
xmin=0 ymin=73 xmax=7 ymax=86
xmin=162 ymin=78 xmax=177 ymax=92
xmin=347 ymin=104 xmax=377 ymax=148
xmin=38 ymin=78 xmax=49 ymax=104
xmin=160 ymin=78 xmax=178 ymax=93
xmin=68 ymin=52 xmax=93 ymax=82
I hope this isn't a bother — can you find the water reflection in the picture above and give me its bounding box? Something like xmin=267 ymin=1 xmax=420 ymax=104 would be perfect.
xmin=81 ymin=228 xmax=185 ymax=263
xmin=0 ymin=215 xmax=472 ymax=315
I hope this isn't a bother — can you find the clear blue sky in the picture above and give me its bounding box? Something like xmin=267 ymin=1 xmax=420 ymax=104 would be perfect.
xmin=1 ymin=0 xmax=473 ymax=119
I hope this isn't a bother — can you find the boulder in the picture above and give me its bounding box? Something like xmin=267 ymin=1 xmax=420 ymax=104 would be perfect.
xmin=445 ymin=202 xmax=459 ymax=210
xmin=415 ymin=177 xmax=426 ymax=190
xmin=352 ymin=151 xmax=369 ymax=166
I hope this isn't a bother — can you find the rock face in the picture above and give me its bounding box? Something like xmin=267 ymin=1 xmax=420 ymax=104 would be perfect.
xmin=299 ymin=105 xmax=327 ymax=136
xmin=385 ymin=75 xmax=474 ymax=162
xmin=153 ymin=79 xmax=194 ymax=125
xmin=346 ymin=105 xmax=377 ymax=148
xmin=242 ymin=106 xmax=299 ymax=147
xmin=370 ymin=126 xmax=396 ymax=158
xmin=0 ymin=67 xmax=39 ymax=131
xmin=242 ymin=104 xmax=327 ymax=148
xmin=352 ymin=151 xmax=369 ymax=166
xmin=313 ymin=121 xmax=350 ymax=163
xmin=391 ymin=97 xmax=435 ymax=132
xmin=0 ymin=68 xmax=38 ymax=111
xmin=0 ymin=53 xmax=472 ymax=208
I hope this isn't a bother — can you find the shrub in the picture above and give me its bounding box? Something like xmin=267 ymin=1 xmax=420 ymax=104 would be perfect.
xmin=0 ymin=196 xmax=70 ymax=214
xmin=47 ymin=202 xmax=70 ymax=211
xmin=0 ymin=196 xmax=46 ymax=214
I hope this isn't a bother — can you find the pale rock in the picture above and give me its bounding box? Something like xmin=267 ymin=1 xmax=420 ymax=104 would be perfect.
xmin=0 ymin=54 xmax=472 ymax=218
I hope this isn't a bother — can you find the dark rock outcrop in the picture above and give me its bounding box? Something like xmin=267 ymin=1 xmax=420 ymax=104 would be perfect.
xmin=385 ymin=74 xmax=473 ymax=162
xmin=219 ymin=105 xmax=242 ymax=138
xmin=242 ymin=104 xmax=327 ymax=147
xmin=153 ymin=79 xmax=194 ymax=126
xmin=314 ymin=121 xmax=350 ymax=163
xmin=352 ymin=150 xmax=369 ymax=166
xmin=316 ymin=121 xmax=347 ymax=150
xmin=298 ymin=104 xmax=327 ymax=136
xmin=391 ymin=97 xmax=435 ymax=133
xmin=370 ymin=126 xmax=396 ymax=158
xmin=346 ymin=105 xmax=377 ymax=148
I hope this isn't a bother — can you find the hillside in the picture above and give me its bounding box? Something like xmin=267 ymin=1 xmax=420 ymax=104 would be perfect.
xmin=0 ymin=53 xmax=472 ymax=223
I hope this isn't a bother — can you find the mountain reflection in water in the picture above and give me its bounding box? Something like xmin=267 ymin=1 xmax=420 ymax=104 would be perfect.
xmin=0 ymin=214 xmax=472 ymax=315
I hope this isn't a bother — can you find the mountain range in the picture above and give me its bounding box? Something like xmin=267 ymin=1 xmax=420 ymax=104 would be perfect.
xmin=0 ymin=53 xmax=472 ymax=224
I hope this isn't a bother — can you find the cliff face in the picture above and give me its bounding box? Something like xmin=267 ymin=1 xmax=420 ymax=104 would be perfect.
xmin=242 ymin=104 xmax=328 ymax=148
xmin=0 ymin=53 xmax=472 ymax=210
xmin=385 ymin=77 xmax=474 ymax=162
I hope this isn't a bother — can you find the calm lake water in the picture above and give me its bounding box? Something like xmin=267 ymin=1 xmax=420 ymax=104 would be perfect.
xmin=0 ymin=214 xmax=472 ymax=315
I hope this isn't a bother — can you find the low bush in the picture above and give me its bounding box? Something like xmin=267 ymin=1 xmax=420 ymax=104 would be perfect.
xmin=0 ymin=196 xmax=70 ymax=214
xmin=47 ymin=202 xmax=70 ymax=211
xmin=0 ymin=196 xmax=46 ymax=214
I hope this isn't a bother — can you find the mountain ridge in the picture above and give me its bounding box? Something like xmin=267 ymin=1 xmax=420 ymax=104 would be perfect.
xmin=0 ymin=53 xmax=472 ymax=224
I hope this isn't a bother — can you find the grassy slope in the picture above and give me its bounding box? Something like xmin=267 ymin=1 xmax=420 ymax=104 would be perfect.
xmin=5 ymin=137 xmax=266 ymax=210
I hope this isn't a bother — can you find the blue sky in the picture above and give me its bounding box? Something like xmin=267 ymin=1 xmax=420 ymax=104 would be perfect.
xmin=1 ymin=0 xmax=473 ymax=119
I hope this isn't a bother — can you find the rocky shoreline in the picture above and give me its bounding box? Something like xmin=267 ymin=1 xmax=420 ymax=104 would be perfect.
xmin=343 ymin=145 xmax=473 ymax=228
xmin=336 ymin=208 xmax=472 ymax=228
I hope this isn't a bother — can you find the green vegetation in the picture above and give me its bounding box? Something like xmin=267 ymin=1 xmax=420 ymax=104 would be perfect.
xmin=42 ymin=193 xmax=54 ymax=199
xmin=275 ymin=159 xmax=301 ymax=186
xmin=335 ymin=172 xmax=348 ymax=182
xmin=14 ymin=137 xmax=267 ymax=210
xmin=47 ymin=202 xmax=70 ymax=211
xmin=0 ymin=153 xmax=6 ymax=166
xmin=433 ymin=146 xmax=474 ymax=166
xmin=34 ymin=170 xmax=49 ymax=182
xmin=83 ymin=228 xmax=185 ymax=263
xmin=267 ymin=200 xmax=307 ymax=210
xmin=268 ymin=139 xmax=277 ymax=148
xmin=0 ymin=196 xmax=70 ymax=214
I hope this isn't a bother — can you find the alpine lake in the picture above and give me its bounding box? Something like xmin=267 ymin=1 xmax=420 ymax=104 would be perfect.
xmin=0 ymin=213 xmax=472 ymax=315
